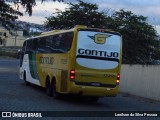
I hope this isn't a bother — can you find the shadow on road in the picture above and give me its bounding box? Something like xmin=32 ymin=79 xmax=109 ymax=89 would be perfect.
xmin=23 ymin=82 xmax=112 ymax=108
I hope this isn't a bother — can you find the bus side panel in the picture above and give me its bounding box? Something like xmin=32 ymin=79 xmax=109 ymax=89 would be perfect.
xmin=36 ymin=53 xmax=70 ymax=92
xmin=20 ymin=54 xmax=41 ymax=86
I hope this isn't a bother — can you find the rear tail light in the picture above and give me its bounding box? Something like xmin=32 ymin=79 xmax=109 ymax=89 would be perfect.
xmin=116 ymin=73 xmax=120 ymax=85
xmin=70 ymin=69 xmax=75 ymax=81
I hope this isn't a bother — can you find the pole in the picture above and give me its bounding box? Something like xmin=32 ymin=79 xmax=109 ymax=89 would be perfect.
xmin=15 ymin=23 xmax=17 ymax=47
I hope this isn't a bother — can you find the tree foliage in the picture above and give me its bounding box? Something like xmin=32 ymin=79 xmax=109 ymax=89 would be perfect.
xmin=0 ymin=0 xmax=63 ymax=30
xmin=44 ymin=0 xmax=107 ymax=29
xmin=0 ymin=0 xmax=23 ymax=29
xmin=107 ymin=9 xmax=159 ymax=64
xmin=44 ymin=1 xmax=160 ymax=64
xmin=7 ymin=0 xmax=64 ymax=16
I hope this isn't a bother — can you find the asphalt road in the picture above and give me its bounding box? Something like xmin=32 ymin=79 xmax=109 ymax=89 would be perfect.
xmin=0 ymin=59 xmax=160 ymax=120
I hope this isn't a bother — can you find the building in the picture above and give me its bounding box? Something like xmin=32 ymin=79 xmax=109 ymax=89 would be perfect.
xmin=0 ymin=27 xmax=27 ymax=47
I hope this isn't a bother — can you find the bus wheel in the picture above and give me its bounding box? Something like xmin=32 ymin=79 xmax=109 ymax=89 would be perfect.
xmin=46 ymin=78 xmax=52 ymax=97
xmin=51 ymin=80 xmax=59 ymax=99
xmin=23 ymin=71 xmax=30 ymax=86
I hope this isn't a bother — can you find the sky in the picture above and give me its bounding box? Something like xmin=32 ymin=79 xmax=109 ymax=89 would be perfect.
xmin=18 ymin=0 xmax=160 ymax=34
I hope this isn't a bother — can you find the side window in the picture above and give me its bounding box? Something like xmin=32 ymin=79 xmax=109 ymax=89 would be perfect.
xmin=60 ymin=32 xmax=73 ymax=52
xmin=32 ymin=39 xmax=38 ymax=53
xmin=38 ymin=37 xmax=54 ymax=53
xmin=43 ymin=35 xmax=61 ymax=53
xmin=51 ymin=34 xmax=60 ymax=49
xmin=20 ymin=41 xmax=26 ymax=67
xmin=49 ymin=32 xmax=73 ymax=53
xmin=27 ymin=32 xmax=74 ymax=54
xmin=46 ymin=36 xmax=54 ymax=53
xmin=26 ymin=39 xmax=38 ymax=54
xmin=26 ymin=40 xmax=32 ymax=53
xmin=37 ymin=38 xmax=46 ymax=53
xmin=22 ymin=41 xmax=26 ymax=53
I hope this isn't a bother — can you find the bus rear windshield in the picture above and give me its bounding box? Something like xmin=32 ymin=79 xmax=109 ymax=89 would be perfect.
xmin=76 ymin=30 xmax=121 ymax=70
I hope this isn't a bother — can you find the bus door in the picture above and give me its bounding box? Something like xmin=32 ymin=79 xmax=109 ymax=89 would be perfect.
xmin=75 ymin=29 xmax=121 ymax=88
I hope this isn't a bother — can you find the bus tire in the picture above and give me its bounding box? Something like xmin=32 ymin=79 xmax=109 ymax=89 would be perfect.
xmin=46 ymin=77 xmax=52 ymax=97
xmin=23 ymin=71 xmax=30 ymax=86
xmin=51 ymin=79 xmax=60 ymax=99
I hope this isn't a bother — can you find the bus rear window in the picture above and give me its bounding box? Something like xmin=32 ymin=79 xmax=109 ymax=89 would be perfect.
xmin=76 ymin=30 xmax=121 ymax=70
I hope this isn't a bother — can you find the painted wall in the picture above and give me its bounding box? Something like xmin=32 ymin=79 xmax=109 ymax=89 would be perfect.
xmin=120 ymin=65 xmax=160 ymax=101
xmin=0 ymin=28 xmax=26 ymax=47
xmin=5 ymin=36 xmax=26 ymax=47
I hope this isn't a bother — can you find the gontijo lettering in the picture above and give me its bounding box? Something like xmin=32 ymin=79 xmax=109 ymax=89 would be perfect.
xmin=78 ymin=48 xmax=119 ymax=58
xmin=40 ymin=57 xmax=54 ymax=64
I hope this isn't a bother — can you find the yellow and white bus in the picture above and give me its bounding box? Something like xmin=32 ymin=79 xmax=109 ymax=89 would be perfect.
xmin=20 ymin=25 xmax=122 ymax=101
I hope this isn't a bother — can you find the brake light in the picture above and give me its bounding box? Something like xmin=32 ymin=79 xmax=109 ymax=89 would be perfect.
xmin=70 ymin=69 xmax=75 ymax=81
xmin=116 ymin=73 xmax=120 ymax=85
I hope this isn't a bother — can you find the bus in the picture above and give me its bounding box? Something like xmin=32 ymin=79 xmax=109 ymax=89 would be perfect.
xmin=20 ymin=25 xmax=122 ymax=101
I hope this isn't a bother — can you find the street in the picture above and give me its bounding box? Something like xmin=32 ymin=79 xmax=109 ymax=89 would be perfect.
xmin=0 ymin=59 xmax=160 ymax=120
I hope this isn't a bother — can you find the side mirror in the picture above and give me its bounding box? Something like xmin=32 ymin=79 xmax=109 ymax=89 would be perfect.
xmin=17 ymin=49 xmax=22 ymax=59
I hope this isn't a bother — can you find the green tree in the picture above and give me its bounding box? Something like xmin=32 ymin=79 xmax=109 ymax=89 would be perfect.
xmin=44 ymin=0 xmax=107 ymax=29
xmin=0 ymin=0 xmax=63 ymax=30
xmin=0 ymin=0 xmax=23 ymax=30
xmin=108 ymin=9 xmax=159 ymax=64
xmin=7 ymin=0 xmax=64 ymax=16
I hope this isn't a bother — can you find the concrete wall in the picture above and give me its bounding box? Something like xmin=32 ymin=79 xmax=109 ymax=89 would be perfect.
xmin=5 ymin=36 xmax=26 ymax=47
xmin=0 ymin=28 xmax=26 ymax=47
xmin=120 ymin=65 xmax=160 ymax=101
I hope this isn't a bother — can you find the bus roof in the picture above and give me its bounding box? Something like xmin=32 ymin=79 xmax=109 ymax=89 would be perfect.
xmin=27 ymin=25 xmax=120 ymax=40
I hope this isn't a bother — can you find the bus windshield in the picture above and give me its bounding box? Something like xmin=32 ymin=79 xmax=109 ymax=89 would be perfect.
xmin=76 ymin=30 xmax=121 ymax=70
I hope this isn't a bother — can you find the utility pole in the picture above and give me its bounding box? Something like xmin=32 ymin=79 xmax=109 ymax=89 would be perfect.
xmin=15 ymin=30 xmax=17 ymax=47
xmin=15 ymin=22 xmax=17 ymax=48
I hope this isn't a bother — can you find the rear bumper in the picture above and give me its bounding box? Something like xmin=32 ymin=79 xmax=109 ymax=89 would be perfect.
xmin=68 ymin=82 xmax=119 ymax=97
